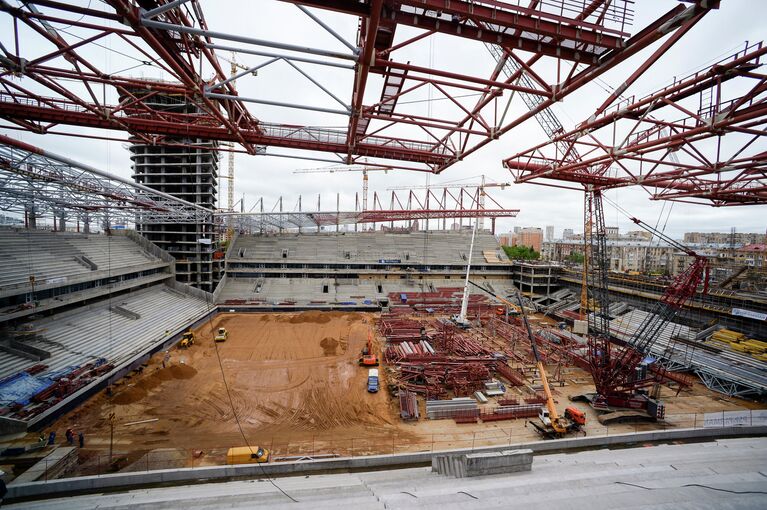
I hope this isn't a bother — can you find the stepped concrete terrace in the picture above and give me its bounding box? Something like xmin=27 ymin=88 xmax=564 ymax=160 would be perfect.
xmin=222 ymin=231 xmax=515 ymax=307
xmin=7 ymin=436 xmax=766 ymax=509
xmin=0 ymin=284 xmax=211 ymax=428
xmin=0 ymin=285 xmax=209 ymax=381
xmin=0 ymin=228 xmax=172 ymax=322
xmin=217 ymin=277 xmax=519 ymax=308
xmin=228 ymin=230 xmax=509 ymax=267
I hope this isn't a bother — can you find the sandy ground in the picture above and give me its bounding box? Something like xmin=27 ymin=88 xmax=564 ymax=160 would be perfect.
xmin=35 ymin=311 xmax=764 ymax=475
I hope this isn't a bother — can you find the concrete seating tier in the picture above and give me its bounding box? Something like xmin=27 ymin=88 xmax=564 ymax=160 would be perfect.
xmin=0 ymin=285 xmax=209 ymax=381
xmin=22 ymin=437 xmax=767 ymax=509
xmin=217 ymin=277 xmax=517 ymax=306
xmin=0 ymin=229 xmax=162 ymax=289
xmin=230 ymin=231 xmax=508 ymax=266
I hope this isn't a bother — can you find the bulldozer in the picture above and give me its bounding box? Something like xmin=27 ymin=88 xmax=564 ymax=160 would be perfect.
xmin=179 ymin=330 xmax=195 ymax=349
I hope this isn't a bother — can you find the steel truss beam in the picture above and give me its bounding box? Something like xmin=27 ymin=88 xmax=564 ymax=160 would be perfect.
xmin=223 ymin=208 xmax=518 ymax=233
xmin=227 ymin=184 xmax=518 ymax=232
xmin=0 ymin=135 xmax=212 ymax=225
xmin=504 ymin=42 xmax=767 ymax=206
xmin=0 ymin=1 xmax=716 ymax=173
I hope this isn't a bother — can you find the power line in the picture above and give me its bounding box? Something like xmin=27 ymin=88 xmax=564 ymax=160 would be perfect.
xmin=203 ymin=293 xmax=298 ymax=503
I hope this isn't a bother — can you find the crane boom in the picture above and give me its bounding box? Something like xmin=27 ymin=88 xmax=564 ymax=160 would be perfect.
xmin=515 ymin=292 xmax=571 ymax=435
xmin=586 ymin=208 xmax=710 ymax=408
xmin=467 ymin=280 xmax=521 ymax=313
xmin=293 ymin=165 xmax=390 ymax=211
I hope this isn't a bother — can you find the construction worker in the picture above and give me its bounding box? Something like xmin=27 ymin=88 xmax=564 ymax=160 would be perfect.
xmin=162 ymin=351 xmax=170 ymax=368
xmin=78 ymin=431 xmax=84 ymax=448
xmin=65 ymin=428 xmax=74 ymax=446
xmin=47 ymin=431 xmax=55 ymax=445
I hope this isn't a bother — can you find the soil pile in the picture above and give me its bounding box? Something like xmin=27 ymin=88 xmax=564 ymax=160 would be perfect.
xmin=112 ymin=385 xmax=147 ymax=405
xmin=320 ymin=337 xmax=339 ymax=356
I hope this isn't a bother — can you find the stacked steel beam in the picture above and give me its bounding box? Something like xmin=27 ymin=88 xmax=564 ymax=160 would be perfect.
xmin=480 ymin=404 xmax=542 ymax=422
xmin=387 ymin=288 xmax=494 ymax=316
xmin=398 ymin=390 xmax=419 ymax=420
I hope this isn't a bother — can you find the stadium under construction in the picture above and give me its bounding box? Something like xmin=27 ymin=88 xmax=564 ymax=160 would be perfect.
xmin=0 ymin=1 xmax=765 ymax=508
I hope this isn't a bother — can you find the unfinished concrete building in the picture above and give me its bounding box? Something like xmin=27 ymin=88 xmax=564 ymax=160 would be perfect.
xmin=127 ymin=92 xmax=222 ymax=292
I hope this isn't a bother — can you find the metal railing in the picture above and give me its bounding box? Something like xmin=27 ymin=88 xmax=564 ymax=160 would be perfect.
xmin=26 ymin=410 xmax=765 ymax=481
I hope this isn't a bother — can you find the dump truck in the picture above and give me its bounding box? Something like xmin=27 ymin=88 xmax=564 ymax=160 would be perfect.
xmin=214 ymin=327 xmax=228 ymax=343
xmin=226 ymin=446 xmax=270 ymax=465
xmin=179 ymin=330 xmax=195 ymax=348
xmin=367 ymin=368 xmax=379 ymax=393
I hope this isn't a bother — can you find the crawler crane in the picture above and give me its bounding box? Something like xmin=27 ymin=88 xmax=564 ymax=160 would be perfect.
xmin=577 ymin=206 xmax=710 ymax=424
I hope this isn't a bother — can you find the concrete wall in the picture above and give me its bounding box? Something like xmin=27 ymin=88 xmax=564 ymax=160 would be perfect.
xmin=6 ymin=425 xmax=766 ymax=503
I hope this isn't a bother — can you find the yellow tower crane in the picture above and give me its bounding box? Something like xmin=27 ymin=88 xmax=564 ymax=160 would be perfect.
xmin=219 ymin=53 xmax=255 ymax=241
xmin=292 ymin=164 xmax=391 ymax=211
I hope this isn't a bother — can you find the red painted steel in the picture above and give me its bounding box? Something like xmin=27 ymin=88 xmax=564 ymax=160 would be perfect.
xmin=0 ymin=0 xmax=715 ymax=176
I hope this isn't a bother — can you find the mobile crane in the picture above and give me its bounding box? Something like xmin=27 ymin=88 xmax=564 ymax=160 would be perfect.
xmin=514 ymin=292 xmax=585 ymax=438
xmin=467 ymin=280 xmax=523 ymax=315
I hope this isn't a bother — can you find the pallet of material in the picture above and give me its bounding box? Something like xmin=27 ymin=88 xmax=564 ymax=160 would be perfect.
xmin=711 ymin=329 xmax=746 ymax=343
xmin=454 ymin=415 xmax=479 ymax=424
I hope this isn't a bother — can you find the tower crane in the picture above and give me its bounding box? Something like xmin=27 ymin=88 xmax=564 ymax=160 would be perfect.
xmin=219 ymin=53 xmax=256 ymax=241
xmin=292 ymin=164 xmax=391 ymax=211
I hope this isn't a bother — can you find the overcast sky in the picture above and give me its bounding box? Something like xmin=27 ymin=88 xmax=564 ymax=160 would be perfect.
xmin=1 ymin=0 xmax=765 ymax=239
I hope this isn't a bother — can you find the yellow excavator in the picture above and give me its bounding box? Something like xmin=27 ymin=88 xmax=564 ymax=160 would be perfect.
xmin=513 ymin=292 xmax=585 ymax=439
xmin=179 ymin=330 xmax=195 ymax=349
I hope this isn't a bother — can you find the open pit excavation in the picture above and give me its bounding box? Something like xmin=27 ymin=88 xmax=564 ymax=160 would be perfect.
xmin=0 ymin=1 xmax=765 ymax=508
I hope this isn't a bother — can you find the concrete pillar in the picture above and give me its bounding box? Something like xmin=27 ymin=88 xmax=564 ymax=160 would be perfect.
xmin=83 ymin=214 xmax=91 ymax=234
xmin=26 ymin=205 xmax=37 ymax=229
xmin=58 ymin=211 xmax=67 ymax=232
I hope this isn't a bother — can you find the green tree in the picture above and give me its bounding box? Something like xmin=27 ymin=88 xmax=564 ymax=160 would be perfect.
xmin=502 ymin=245 xmax=540 ymax=260
xmin=567 ymin=252 xmax=585 ymax=264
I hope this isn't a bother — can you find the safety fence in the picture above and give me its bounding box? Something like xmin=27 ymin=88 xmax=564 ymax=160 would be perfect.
xmin=20 ymin=409 xmax=767 ymax=481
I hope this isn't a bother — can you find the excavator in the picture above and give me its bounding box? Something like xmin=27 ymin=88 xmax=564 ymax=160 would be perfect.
xmin=515 ymin=292 xmax=585 ymax=439
xmin=179 ymin=330 xmax=195 ymax=349
xmin=358 ymin=330 xmax=379 ymax=366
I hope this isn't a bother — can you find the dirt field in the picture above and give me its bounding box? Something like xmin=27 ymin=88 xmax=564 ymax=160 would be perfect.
xmin=50 ymin=312 xmax=405 ymax=450
xmin=38 ymin=311 xmax=764 ymax=474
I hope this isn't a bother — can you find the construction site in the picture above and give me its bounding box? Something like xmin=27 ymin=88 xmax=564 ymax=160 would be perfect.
xmin=0 ymin=1 xmax=766 ymax=508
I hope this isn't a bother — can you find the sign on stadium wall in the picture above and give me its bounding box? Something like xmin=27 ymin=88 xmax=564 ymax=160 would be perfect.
xmin=731 ymin=308 xmax=767 ymax=321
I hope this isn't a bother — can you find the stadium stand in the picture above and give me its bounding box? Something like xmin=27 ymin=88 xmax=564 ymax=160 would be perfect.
xmin=0 ymin=228 xmax=212 ymax=428
xmin=219 ymin=230 xmax=517 ymax=307
xmin=0 ymin=228 xmax=165 ymax=288
xmin=231 ymin=230 xmax=507 ymax=265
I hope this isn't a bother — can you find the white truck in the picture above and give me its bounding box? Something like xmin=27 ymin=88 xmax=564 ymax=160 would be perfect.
xmin=367 ymin=368 xmax=379 ymax=393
